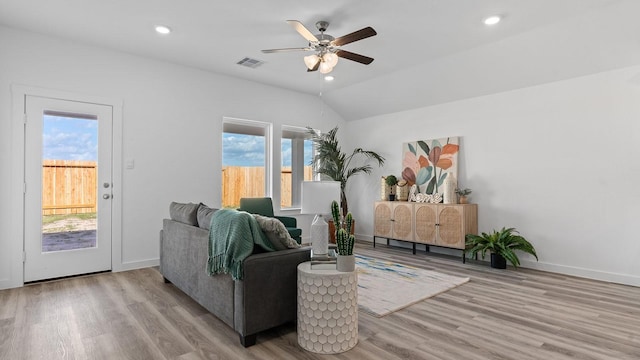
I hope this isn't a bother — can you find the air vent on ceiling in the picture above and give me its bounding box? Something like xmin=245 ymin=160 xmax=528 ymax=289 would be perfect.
xmin=237 ymin=57 xmax=265 ymax=69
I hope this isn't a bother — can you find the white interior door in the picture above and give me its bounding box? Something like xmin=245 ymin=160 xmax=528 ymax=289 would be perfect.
xmin=24 ymin=95 xmax=113 ymax=282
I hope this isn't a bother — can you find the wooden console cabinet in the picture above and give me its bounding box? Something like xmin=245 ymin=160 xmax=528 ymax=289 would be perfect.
xmin=373 ymin=201 xmax=478 ymax=262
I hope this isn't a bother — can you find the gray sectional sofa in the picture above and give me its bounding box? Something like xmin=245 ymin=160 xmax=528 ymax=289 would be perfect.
xmin=159 ymin=203 xmax=311 ymax=347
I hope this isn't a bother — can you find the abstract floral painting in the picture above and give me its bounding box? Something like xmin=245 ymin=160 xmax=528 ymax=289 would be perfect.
xmin=402 ymin=137 xmax=459 ymax=195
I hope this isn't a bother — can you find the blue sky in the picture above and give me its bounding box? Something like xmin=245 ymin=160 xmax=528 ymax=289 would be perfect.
xmin=42 ymin=115 xmax=98 ymax=161
xmin=222 ymin=133 xmax=312 ymax=166
xmin=42 ymin=120 xmax=312 ymax=166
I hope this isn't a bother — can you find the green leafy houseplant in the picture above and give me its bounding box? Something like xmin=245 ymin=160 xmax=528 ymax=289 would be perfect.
xmin=308 ymin=126 xmax=385 ymax=216
xmin=455 ymin=187 xmax=472 ymax=204
xmin=465 ymin=227 xmax=538 ymax=269
xmin=385 ymin=175 xmax=398 ymax=187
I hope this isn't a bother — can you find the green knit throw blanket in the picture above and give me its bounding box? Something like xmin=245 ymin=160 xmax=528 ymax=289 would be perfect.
xmin=207 ymin=208 xmax=276 ymax=280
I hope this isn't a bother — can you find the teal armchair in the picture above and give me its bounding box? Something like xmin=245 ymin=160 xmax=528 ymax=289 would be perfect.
xmin=238 ymin=197 xmax=302 ymax=244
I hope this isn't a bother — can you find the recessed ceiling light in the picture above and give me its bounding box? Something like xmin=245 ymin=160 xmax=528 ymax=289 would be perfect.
xmin=324 ymin=76 xmax=334 ymax=81
xmin=483 ymin=16 xmax=501 ymax=26
xmin=155 ymin=25 xmax=172 ymax=35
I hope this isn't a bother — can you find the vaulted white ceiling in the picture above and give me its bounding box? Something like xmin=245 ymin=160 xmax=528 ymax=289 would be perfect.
xmin=1 ymin=0 xmax=639 ymax=120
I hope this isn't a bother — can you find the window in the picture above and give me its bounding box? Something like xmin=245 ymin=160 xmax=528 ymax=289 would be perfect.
xmin=281 ymin=126 xmax=314 ymax=209
xmin=222 ymin=118 xmax=271 ymax=208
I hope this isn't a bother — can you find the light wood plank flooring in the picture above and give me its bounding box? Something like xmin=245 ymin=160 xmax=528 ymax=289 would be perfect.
xmin=1 ymin=242 xmax=639 ymax=359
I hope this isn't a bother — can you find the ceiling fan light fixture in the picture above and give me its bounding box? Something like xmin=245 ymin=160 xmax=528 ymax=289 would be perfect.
xmin=304 ymin=54 xmax=320 ymax=70
xmin=322 ymin=52 xmax=339 ymax=68
xmin=319 ymin=61 xmax=334 ymax=74
xmin=264 ymin=20 xmax=376 ymax=74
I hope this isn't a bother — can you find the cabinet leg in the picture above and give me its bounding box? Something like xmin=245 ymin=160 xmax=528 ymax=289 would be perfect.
xmin=462 ymin=251 xmax=466 ymax=264
xmin=373 ymin=236 xmax=376 ymax=248
xmin=412 ymin=243 xmax=416 ymax=255
xmin=426 ymin=245 xmax=430 ymax=253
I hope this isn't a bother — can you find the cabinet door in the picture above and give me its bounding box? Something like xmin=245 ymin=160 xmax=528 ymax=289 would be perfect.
xmin=373 ymin=202 xmax=393 ymax=237
xmin=414 ymin=204 xmax=436 ymax=244
xmin=391 ymin=203 xmax=413 ymax=241
xmin=436 ymin=206 xmax=465 ymax=249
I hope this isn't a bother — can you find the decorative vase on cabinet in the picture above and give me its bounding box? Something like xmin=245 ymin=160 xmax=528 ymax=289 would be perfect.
xmin=443 ymin=174 xmax=457 ymax=204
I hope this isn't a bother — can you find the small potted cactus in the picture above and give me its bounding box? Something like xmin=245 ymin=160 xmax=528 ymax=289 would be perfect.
xmin=331 ymin=200 xmax=356 ymax=271
xmin=336 ymin=228 xmax=355 ymax=271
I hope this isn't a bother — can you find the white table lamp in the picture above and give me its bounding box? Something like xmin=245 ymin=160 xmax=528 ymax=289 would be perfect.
xmin=301 ymin=181 xmax=341 ymax=255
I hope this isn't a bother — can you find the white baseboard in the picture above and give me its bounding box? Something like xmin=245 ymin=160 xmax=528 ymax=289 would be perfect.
xmin=518 ymin=260 xmax=640 ymax=287
xmin=0 ymin=259 xmax=160 ymax=290
xmin=357 ymin=234 xmax=373 ymax=242
xmin=0 ymin=278 xmax=22 ymax=290
xmin=115 ymin=258 xmax=160 ymax=272
xmin=356 ymin=234 xmax=640 ymax=287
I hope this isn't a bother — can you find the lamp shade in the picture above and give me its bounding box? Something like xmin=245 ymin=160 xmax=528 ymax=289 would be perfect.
xmin=323 ymin=52 xmax=339 ymax=68
xmin=304 ymin=54 xmax=320 ymax=70
xmin=319 ymin=61 xmax=334 ymax=74
xmin=301 ymin=181 xmax=341 ymax=215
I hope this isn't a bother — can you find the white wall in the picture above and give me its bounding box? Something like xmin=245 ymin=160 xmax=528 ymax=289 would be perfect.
xmin=346 ymin=65 xmax=640 ymax=286
xmin=0 ymin=26 xmax=344 ymax=289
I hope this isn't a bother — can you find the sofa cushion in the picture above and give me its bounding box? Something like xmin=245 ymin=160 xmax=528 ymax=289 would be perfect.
xmin=197 ymin=204 xmax=219 ymax=229
xmin=285 ymin=227 xmax=302 ymax=241
xmin=253 ymin=214 xmax=301 ymax=250
xmin=169 ymin=202 xmax=199 ymax=226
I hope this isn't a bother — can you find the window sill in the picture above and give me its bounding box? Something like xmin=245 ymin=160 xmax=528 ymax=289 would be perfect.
xmin=280 ymin=207 xmax=301 ymax=214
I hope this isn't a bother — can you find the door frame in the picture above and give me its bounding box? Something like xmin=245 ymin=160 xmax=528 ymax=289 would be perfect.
xmin=10 ymin=85 xmax=123 ymax=288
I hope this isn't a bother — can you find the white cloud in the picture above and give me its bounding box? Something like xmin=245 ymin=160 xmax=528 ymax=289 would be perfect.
xmin=223 ymin=133 xmax=265 ymax=166
xmin=42 ymin=116 xmax=98 ymax=161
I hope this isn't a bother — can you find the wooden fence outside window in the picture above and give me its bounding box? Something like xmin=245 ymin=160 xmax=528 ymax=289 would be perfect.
xmin=42 ymin=162 xmax=312 ymax=214
xmin=222 ymin=166 xmax=313 ymax=208
xmin=42 ymin=160 xmax=97 ymax=215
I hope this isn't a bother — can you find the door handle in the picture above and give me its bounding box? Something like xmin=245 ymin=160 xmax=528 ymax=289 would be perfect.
xmin=103 ymin=194 xmax=111 ymax=199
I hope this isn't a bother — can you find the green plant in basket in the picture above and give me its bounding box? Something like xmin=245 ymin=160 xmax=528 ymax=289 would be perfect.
xmin=465 ymin=227 xmax=538 ymax=269
xmin=385 ymin=175 xmax=398 ymax=187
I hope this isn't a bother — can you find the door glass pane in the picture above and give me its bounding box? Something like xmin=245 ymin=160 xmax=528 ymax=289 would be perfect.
xmin=41 ymin=112 xmax=98 ymax=252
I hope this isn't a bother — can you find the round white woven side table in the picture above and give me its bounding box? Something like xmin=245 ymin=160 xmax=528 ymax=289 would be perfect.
xmin=297 ymin=262 xmax=358 ymax=354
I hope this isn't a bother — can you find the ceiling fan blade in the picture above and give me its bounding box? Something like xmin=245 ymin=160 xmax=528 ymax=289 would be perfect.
xmin=336 ymin=50 xmax=374 ymax=65
xmin=332 ymin=27 xmax=377 ymax=46
xmin=261 ymin=47 xmax=311 ymax=53
xmin=307 ymin=59 xmax=320 ymax=72
xmin=286 ymin=20 xmax=318 ymax=42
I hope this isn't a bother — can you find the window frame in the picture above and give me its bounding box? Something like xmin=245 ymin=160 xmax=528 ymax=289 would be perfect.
xmin=221 ymin=117 xmax=272 ymax=207
xmin=281 ymin=125 xmax=315 ymax=210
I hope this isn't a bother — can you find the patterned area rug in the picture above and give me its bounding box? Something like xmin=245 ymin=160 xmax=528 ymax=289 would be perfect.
xmin=356 ymin=255 xmax=469 ymax=317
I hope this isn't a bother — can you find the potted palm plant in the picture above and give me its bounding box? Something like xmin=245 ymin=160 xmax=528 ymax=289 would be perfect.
xmin=307 ymin=126 xmax=385 ymax=217
xmin=465 ymin=227 xmax=538 ymax=269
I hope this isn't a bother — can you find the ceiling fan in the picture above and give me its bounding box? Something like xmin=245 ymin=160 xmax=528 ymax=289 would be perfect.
xmin=261 ymin=20 xmax=377 ymax=74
